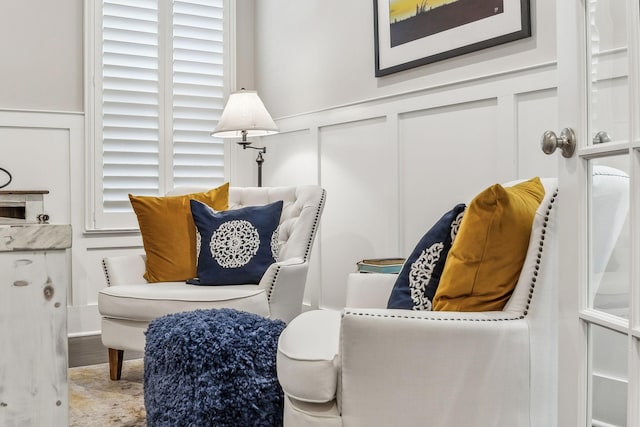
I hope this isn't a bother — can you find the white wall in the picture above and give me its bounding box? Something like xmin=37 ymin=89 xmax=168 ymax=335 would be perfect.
xmin=253 ymin=0 xmax=556 ymax=118
xmin=0 ymin=0 xmax=561 ymax=334
xmin=0 ymin=1 xmax=83 ymax=112
xmin=238 ymin=0 xmax=561 ymax=309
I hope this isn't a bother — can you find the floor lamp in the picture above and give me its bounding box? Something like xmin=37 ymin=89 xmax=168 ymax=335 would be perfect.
xmin=211 ymin=89 xmax=279 ymax=187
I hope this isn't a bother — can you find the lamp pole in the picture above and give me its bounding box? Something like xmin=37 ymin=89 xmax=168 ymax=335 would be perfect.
xmin=238 ymin=130 xmax=267 ymax=187
xmin=255 ymin=149 xmax=265 ymax=187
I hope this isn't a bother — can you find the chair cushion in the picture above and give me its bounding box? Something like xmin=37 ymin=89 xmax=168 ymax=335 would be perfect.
xmin=277 ymin=310 xmax=342 ymax=403
xmin=387 ymin=203 xmax=465 ymax=310
xmin=129 ymin=183 xmax=229 ymax=283
xmin=190 ymin=199 xmax=284 ymax=285
xmin=433 ymin=177 xmax=545 ymax=311
xmin=98 ymin=282 xmax=269 ymax=322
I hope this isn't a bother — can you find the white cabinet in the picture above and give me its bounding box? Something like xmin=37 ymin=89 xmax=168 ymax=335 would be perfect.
xmin=0 ymin=224 xmax=71 ymax=426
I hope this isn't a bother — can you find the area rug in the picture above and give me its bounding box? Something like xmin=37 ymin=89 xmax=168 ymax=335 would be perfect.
xmin=69 ymin=358 xmax=146 ymax=426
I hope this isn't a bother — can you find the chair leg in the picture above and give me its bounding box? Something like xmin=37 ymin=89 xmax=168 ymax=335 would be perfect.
xmin=108 ymin=348 xmax=124 ymax=381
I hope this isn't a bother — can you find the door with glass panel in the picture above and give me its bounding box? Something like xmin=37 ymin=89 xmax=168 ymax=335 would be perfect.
xmin=555 ymin=0 xmax=639 ymax=426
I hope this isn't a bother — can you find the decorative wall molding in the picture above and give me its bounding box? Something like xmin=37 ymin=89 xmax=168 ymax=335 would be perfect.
xmin=2 ymin=59 xmax=563 ymax=333
xmin=274 ymin=61 xmax=557 ymax=122
xmin=241 ymin=61 xmax=561 ymax=310
xmin=0 ymin=109 xmax=143 ymax=336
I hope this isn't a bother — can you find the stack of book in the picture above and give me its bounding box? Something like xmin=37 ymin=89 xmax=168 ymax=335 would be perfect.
xmin=356 ymin=258 xmax=405 ymax=274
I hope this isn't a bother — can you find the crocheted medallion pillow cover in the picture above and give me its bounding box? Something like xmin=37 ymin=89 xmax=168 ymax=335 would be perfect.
xmin=387 ymin=203 xmax=466 ymax=310
xmin=144 ymin=308 xmax=286 ymax=427
xmin=189 ymin=199 xmax=284 ymax=285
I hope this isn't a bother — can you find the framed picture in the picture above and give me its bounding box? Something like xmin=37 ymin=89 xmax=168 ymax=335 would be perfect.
xmin=374 ymin=0 xmax=531 ymax=77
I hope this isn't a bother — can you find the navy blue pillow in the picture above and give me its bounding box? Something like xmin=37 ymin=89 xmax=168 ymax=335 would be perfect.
xmin=387 ymin=204 xmax=465 ymax=310
xmin=189 ymin=199 xmax=283 ymax=285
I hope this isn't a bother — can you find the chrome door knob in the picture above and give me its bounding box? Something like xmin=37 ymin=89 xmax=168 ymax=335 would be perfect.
xmin=593 ymin=130 xmax=611 ymax=144
xmin=541 ymin=127 xmax=576 ymax=158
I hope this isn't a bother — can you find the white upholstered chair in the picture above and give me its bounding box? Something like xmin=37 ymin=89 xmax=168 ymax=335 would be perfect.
xmin=276 ymin=170 xmax=628 ymax=427
xmin=99 ymin=185 xmax=325 ymax=380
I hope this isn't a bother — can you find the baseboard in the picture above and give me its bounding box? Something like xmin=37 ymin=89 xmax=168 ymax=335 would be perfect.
xmin=68 ymin=334 xmax=144 ymax=368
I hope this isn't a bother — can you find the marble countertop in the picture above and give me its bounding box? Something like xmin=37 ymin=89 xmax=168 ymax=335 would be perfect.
xmin=0 ymin=223 xmax=71 ymax=251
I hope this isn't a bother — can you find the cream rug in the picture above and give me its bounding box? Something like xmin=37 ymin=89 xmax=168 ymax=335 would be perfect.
xmin=69 ymin=359 xmax=146 ymax=426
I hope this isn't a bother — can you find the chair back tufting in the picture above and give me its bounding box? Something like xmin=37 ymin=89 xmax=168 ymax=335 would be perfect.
xmin=228 ymin=186 xmax=326 ymax=263
xmin=166 ymin=185 xmax=326 ymax=265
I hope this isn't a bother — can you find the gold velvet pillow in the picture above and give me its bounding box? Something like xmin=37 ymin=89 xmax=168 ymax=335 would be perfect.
xmin=129 ymin=183 xmax=229 ymax=282
xmin=433 ymin=177 xmax=544 ymax=312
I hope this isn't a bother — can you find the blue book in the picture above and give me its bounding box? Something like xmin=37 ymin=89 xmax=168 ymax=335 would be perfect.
xmin=356 ymin=258 xmax=405 ymax=274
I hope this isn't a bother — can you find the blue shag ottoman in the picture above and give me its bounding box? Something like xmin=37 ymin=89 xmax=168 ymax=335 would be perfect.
xmin=143 ymin=308 xmax=287 ymax=427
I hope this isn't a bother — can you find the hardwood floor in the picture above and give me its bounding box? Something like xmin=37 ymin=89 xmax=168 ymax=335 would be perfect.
xmin=68 ymin=334 xmax=143 ymax=367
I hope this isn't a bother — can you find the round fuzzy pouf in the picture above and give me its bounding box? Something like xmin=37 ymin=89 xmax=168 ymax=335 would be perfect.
xmin=144 ymin=308 xmax=286 ymax=427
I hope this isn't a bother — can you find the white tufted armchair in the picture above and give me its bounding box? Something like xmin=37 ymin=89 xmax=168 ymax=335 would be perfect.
xmin=99 ymin=185 xmax=325 ymax=380
xmin=276 ymin=169 xmax=628 ymax=427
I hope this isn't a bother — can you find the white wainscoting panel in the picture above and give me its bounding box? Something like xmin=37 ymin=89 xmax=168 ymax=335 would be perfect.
xmin=228 ymin=62 xmax=561 ymax=311
xmin=0 ymin=126 xmax=71 ymax=224
xmin=68 ymin=234 xmax=143 ymax=335
xmin=398 ymin=98 xmax=505 ymax=254
xmin=516 ymin=88 xmax=559 ymax=180
xmin=262 ymin=129 xmax=316 ymax=186
xmin=318 ymin=117 xmax=398 ymax=309
xmin=0 ymin=110 xmax=145 ymax=337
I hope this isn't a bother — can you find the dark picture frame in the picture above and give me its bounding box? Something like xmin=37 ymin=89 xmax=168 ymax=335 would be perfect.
xmin=374 ymin=0 xmax=531 ymax=77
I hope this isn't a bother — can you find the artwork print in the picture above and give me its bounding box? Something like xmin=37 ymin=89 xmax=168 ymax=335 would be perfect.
xmin=374 ymin=0 xmax=530 ymax=76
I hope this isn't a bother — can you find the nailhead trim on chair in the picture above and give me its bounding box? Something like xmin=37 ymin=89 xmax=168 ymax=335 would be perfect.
xmin=344 ymin=188 xmax=559 ymax=323
xmin=521 ymin=189 xmax=558 ymax=319
xmin=265 ymin=188 xmax=326 ymax=302
xmin=343 ymin=311 xmax=523 ymax=322
xmin=303 ymin=189 xmax=326 ymax=262
xmin=266 ymin=264 xmax=281 ymax=302
xmin=102 ymin=259 xmax=111 ymax=286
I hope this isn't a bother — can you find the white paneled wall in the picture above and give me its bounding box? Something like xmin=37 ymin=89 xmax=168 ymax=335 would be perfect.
xmin=399 ymin=99 xmax=503 ymax=251
xmin=320 ymin=117 xmax=398 ymax=308
xmin=516 ymin=88 xmax=560 ymax=179
xmin=235 ymin=63 xmax=561 ymax=311
xmin=1 ymin=62 xmax=561 ymax=334
xmin=0 ymin=110 xmax=145 ymax=336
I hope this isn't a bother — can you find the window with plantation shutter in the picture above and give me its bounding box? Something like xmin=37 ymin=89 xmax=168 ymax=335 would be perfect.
xmin=90 ymin=0 xmax=226 ymax=230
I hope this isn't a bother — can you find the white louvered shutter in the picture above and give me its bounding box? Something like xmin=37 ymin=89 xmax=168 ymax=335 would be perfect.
xmin=172 ymin=0 xmax=225 ymax=187
xmin=94 ymin=0 xmax=225 ymax=230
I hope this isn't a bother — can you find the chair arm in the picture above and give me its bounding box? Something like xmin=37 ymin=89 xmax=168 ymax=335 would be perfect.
xmin=102 ymin=254 xmax=147 ymax=286
xmin=277 ymin=310 xmax=342 ymax=403
xmin=338 ymin=308 xmax=530 ymax=426
xmin=345 ymin=273 xmax=396 ymax=308
xmin=259 ymin=257 xmax=309 ymax=323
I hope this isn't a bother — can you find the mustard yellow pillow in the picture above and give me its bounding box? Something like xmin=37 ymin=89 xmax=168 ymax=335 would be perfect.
xmin=433 ymin=177 xmax=544 ymax=311
xmin=129 ymin=183 xmax=229 ymax=282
